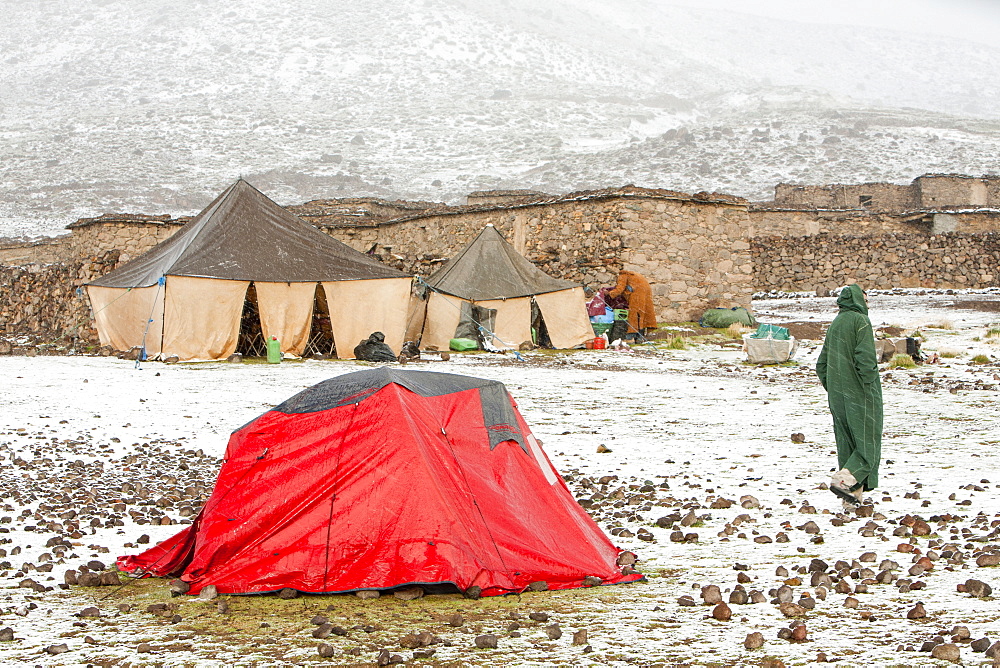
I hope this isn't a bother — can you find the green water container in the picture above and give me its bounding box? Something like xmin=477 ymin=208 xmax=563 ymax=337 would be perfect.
xmin=266 ymin=336 xmax=281 ymax=364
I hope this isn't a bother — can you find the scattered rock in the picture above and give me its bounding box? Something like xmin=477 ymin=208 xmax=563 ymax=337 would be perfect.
xmin=573 ymin=629 xmax=588 ymax=645
xmin=977 ymin=554 xmax=1000 ymax=567
xmin=712 ymin=602 xmax=732 ymax=621
xmin=963 ymin=579 xmax=993 ymax=598
xmin=277 ymin=588 xmax=299 ymax=599
xmin=544 ymin=624 xmax=562 ymax=640
xmin=474 ymin=634 xmax=498 ymax=649
xmin=169 ymin=579 xmax=191 ymax=596
xmin=197 ymin=585 xmax=218 ymax=601
xmin=931 ymin=643 xmax=961 ymax=664
xmin=44 ymin=643 xmax=69 ymax=655
xmin=317 ymin=643 xmax=335 ymax=658
xmin=779 ymin=602 xmax=807 ymax=617
xmin=970 ymin=637 xmax=991 ymax=653
xmin=701 ymin=585 xmax=722 ymax=604
xmin=907 ymin=602 xmax=926 ymax=619
xmin=745 ymin=631 xmax=765 ymax=650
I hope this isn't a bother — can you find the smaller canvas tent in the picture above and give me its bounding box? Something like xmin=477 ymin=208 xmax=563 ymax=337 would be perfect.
xmin=415 ymin=225 xmax=594 ymax=350
xmin=86 ymin=179 xmax=412 ymax=361
xmin=117 ymin=369 xmax=642 ymax=596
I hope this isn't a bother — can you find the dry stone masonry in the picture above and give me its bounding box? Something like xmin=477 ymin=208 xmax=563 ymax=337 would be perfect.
xmin=753 ymin=233 xmax=1000 ymax=294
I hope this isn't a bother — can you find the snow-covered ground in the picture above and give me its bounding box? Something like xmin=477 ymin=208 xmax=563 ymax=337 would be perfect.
xmin=0 ymin=291 xmax=998 ymax=665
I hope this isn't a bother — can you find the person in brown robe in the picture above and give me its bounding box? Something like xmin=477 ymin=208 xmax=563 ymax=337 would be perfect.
xmin=607 ymin=269 xmax=657 ymax=336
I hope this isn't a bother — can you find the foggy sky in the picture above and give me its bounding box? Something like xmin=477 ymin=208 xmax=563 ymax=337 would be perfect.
xmin=663 ymin=0 xmax=1000 ymax=47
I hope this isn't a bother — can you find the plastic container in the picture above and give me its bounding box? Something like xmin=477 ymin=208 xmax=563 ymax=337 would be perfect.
xmin=613 ymin=309 xmax=629 ymax=321
xmin=266 ymin=335 xmax=281 ymax=364
xmin=592 ymin=323 xmax=612 ymax=336
xmin=592 ymin=337 xmax=606 ymax=350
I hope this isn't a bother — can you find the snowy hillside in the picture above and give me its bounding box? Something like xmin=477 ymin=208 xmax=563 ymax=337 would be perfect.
xmin=1 ymin=0 xmax=1000 ymax=238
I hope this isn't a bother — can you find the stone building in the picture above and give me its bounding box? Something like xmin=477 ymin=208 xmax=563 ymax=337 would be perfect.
xmin=297 ymin=186 xmax=754 ymax=323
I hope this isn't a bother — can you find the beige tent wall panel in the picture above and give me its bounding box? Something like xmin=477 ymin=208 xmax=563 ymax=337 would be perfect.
xmin=255 ymin=282 xmax=317 ymax=357
xmin=534 ymin=288 xmax=594 ymax=349
xmin=162 ymin=277 xmax=249 ymax=361
xmin=87 ymin=285 xmax=164 ymax=355
xmin=322 ymin=278 xmax=411 ymax=359
xmin=421 ymin=292 xmax=464 ymax=351
xmin=476 ymin=297 xmax=532 ymax=350
xmin=403 ymin=292 xmax=427 ymax=344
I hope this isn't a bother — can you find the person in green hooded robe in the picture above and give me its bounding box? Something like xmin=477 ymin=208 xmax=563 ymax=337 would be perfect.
xmin=816 ymin=284 xmax=883 ymax=508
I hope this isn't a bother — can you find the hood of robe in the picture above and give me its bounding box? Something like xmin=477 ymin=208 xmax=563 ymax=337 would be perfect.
xmin=837 ymin=284 xmax=868 ymax=316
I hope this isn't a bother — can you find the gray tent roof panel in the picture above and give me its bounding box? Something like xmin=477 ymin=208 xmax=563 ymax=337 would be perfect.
xmin=424 ymin=225 xmax=578 ymax=301
xmin=88 ymin=180 xmax=407 ymax=288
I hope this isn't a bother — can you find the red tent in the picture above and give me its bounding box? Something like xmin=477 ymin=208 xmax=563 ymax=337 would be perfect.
xmin=117 ymin=369 xmax=642 ymax=596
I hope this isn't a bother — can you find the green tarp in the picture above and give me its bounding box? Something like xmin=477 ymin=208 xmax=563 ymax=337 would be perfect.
xmin=699 ymin=307 xmax=756 ymax=328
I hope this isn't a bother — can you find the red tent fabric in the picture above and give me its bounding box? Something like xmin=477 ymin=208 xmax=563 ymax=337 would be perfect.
xmin=117 ymin=369 xmax=642 ymax=596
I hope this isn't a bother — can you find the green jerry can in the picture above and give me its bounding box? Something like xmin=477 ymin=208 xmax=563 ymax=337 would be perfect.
xmin=266 ymin=335 xmax=281 ymax=364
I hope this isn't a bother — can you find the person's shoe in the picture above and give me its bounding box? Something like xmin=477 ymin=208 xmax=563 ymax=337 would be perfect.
xmin=830 ymin=468 xmax=862 ymax=506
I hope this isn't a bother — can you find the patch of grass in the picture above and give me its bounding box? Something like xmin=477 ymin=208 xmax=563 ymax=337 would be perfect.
xmin=985 ymin=327 xmax=1000 ymax=338
xmin=887 ymin=354 xmax=916 ymax=369
xmin=664 ymin=336 xmax=687 ymax=350
xmin=925 ymin=320 xmax=954 ymax=330
xmin=971 ymin=354 xmax=991 ymax=364
xmin=726 ymin=323 xmax=750 ymax=339
xmin=940 ymin=351 xmax=959 ymax=358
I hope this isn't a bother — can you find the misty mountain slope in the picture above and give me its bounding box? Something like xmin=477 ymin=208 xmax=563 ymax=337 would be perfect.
xmin=1 ymin=0 xmax=999 ymax=238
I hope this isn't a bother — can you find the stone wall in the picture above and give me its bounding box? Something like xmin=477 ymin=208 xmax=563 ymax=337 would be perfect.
xmin=752 ymin=232 xmax=1000 ymax=293
xmin=771 ymin=182 xmax=917 ymax=211
xmin=0 ymin=236 xmax=71 ymax=265
xmin=0 ymin=251 xmax=120 ymax=353
xmin=747 ymin=208 xmax=929 ymax=237
xmin=66 ymin=219 xmax=182 ymax=265
xmin=772 ymin=175 xmax=1000 ymax=212
xmin=464 ymin=190 xmax=550 ymax=206
xmin=915 ymin=175 xmax=997 ymax=208
xmin=320 ymin=191 xmax=754 ymax=322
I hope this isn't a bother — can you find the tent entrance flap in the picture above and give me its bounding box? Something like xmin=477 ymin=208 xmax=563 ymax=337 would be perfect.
xmin=162 ymin=276 xmax=249 ymax=361
xmin=533 ymin=288 xmax=595 ymax=349
xmin=255 ymin=281 xmax=317 ymax=357
xmin=421 ymin=292 xmax=464 ymax=351
xmin=321 ymin=278 xmax=412 ymax=360
xmin=87 ymin=284 xmax=165 ymax=356
xmin=475 ymin=297 xmax=532 ymax=350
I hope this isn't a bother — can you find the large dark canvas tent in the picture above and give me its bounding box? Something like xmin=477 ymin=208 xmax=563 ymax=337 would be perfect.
xmin=86 ymin=179 xmax=411 ymax=360
xmin=117 ymin=368 xmax=642 ymax=596
xmin=417 ymin=225 xmax=594 ymax=350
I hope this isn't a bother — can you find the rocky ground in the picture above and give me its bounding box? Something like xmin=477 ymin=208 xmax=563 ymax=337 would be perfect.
xmin=0 ymin=291 xmax=998 ymax=666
